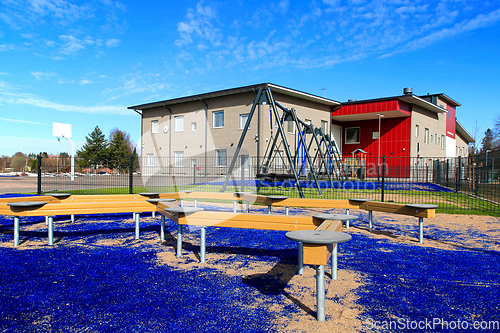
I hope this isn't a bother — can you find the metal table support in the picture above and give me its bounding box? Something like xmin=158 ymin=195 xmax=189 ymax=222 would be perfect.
xmin=348 ymin=199 xmax=375 ymax=231
xmin=266 ymin=196 xmax=288 ymax=214
xmin=200 ymin=227 xmax=206 ymax=262
xmin=286 ymin=230 xmax=352 ymax=321
xmin=405 ymin=204 xmax=439 ymax=244
xmin=160 ymin=215 xmax=166 ymax=241
xmin=177 ymin=224 xmax=183 ymax=257
xmin=162 ymin=206 xmax=204 ymax=258
xmin=7 ymin=201 xmax=47 ymax=246
xmin=135 ymin=213 xmax=140 ymax=239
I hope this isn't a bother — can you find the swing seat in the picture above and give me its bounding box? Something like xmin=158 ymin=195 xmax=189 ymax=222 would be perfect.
xmin=256 ymin=172 xmax=294 ymax=182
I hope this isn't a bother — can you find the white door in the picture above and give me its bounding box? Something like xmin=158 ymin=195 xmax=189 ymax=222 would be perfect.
xmin=331 ymin=124 xmax=342 ymax=154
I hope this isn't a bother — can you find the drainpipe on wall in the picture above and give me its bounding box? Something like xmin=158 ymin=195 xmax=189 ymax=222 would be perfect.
xmin=198 ymin=97 xmax=208 ymax=176
xmin=162 ymin=103 xmax=172 ymax=174
xmin=133 ymin=108 xmax=143 ymax=156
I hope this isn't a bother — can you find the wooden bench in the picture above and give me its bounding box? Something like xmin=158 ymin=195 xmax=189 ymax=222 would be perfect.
xmin=173 ymin=192 xmax=437 ymax=244
xmin=0 ymin=193 xmax=182 ymax=246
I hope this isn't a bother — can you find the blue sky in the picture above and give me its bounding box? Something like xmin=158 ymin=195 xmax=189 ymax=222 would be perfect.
xmin=1 ymin=0 xmax=500 ymax=157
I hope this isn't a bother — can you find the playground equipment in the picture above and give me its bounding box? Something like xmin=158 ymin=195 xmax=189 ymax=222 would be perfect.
xmin=220 ymin=87 xmax=346 ymax=198
xmin=1 ymin=192 xmax=437 ymax=322
xmin=345 ymin=148 xmax=367 ymax=179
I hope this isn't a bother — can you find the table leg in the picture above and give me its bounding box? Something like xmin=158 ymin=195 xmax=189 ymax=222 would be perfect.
xmin=194 ymin=199 xmax=198 ymax=208
xmin=245 ymin=201 xmax=249 ymax=213
xmin=160 ymin=215 xmax=165 ymax=241
xmin=135 ymin=213 xmax=140 ymax=240
xmin=176 ymin=224 xmax=183 ymax=257
xmin=14 ymin=216 xmax=20 ymax=247
xmin=316 ymin=265 xmax=326 ymax=321
xmin=48 ymin=217 xmax=54 ymax=246
xmin=233 ymin=200 xmax=237 ymax=213
xmin=267 ymin=205 xmax=272 ymax=214
xmin=298 ymin=242 xmax=304 ymax=275
xmin=285 ymin=207 xmax=289 ymax=215
xmin=200 ymin=227 xmax=206 ymax=263
xmin=332 ymin=245 xmax=338 ymax=280
xmin=368 ymin=210 xmax=373 ymax=232
xmin=418 ymin=217 xmax=424 ymax=244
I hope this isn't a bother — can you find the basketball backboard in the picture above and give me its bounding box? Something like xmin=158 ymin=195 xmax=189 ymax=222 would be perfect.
xmin=53 ymin=122 xmax=72 ymax=139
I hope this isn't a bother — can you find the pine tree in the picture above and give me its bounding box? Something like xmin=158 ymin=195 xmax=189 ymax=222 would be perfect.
xmin=480 ymin=128 xmax=495 ymax=154
xmin=77 ymin=126 xmax=109 ymax=169
xmin=108 ymin=129 xmax=132 ymax=171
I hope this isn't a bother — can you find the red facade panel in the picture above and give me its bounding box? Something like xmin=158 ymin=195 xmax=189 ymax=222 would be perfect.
xmin=341 ymin=116 xmax=411 ymax=177
xmin=446 ymin=105 xmax=456 ymax=138
xmin=333 ymin=99 xmax=411 ymax=117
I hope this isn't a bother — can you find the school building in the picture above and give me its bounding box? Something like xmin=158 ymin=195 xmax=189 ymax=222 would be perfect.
xmin=128 ymin=83 xmax=473 ymax=175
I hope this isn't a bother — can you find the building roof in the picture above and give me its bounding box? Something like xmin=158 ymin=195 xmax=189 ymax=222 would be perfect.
xmin=128 ymin=83 xmax=341 ymax=111
xmin=456 ymin=120 xmax=475 ymax=143
xmin=334 ymin=93 xmax=448 ymax=122
xmin=421 ymin=93 xmax=461 ymax=107
xmin=342 ymin=94 xmax=448 ymax=114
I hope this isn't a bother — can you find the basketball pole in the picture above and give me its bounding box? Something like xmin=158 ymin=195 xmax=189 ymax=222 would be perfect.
xmin=69 ymin=138 xmax=75 ymax=181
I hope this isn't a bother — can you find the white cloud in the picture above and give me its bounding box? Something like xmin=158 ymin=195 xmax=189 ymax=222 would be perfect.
xmin=0 ymin=80 xmax=128 ymax=115
xmin=175 ymin=2 xmax=222 ymax=47
xmin=31 ymin=71 xmax=57 ymax=81
xmin=58 ymin=35 xmax=94 ymax=55
xmin=0 ymin=117 xmax=45 ymax=125
xmin=79 ymin=79 xmax=93 ymax=85
xmin=382 ymin=7 xmax=500 ymax=58
xmin=106 ymin=38 xmax=120 ymax=47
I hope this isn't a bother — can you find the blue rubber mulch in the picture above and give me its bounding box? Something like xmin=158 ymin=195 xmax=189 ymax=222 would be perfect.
xmin=1 ymin=195 xmax=499 ymax=332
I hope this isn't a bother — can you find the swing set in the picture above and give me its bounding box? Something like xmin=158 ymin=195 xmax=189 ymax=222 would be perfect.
xmin=220 ymin=87 xmax=347 ymax=198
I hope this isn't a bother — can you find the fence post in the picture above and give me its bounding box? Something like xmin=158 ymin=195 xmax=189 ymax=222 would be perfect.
xmin=129 ymin=155 xmax=133 ymax=194
xmin=446 ymin=159 xmax=449 ymax=187
xmin=193 ymin=161 xmax=196 ymax=185
xmin=37 ymin=154 xmax=42 ymax=195
xmin=475 ymin=154 xmax=479 ymax=196
xmin=426 ymin=165 xmax=429 ymax=183
xmin=240 ymin=155 xmax=247 ymax=192
xmin=457 ymin=156 xmax=462 ymax=192
xmin=381 ymin=156 xmax=385 ymax=202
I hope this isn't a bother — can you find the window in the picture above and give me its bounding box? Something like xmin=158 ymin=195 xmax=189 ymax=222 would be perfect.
xmin=345 ymin=127 xmax=360 ymax=144
xmin=239 ymin=113 xmax=250 ymax=129
xmin=174 ymin=116 xmax=184 ymax=132
xmin=321 ymin=120 xmax=328 ymax=135
xmin=191 ymin=122 xmax=197 ymax=131
xmin=305 ymin=119 xmax=312 ymax=125
xmin=415 ymin=125 xmax=419 ymax=137
xmin=147 ymin=154 xmax=154 ymax=166
xmin=424 ymin=128 xmax=429 ymax=144
xmin=213 ymin=110 xmax=224 ymax=128
xmin=287 ymin=119 xmax=295 ymax=134
xmin=191 ymin=159 xmax=197 ymax=167
xmin=441 ymin=135 xmax=445 ymax=150
xmin=372 ymin=131 xmax=380 ymax=139
xmin=174 ymin=151 xmax=184 ymax=167
xmin=216 ymin=149 xmax=227 ymax=166
xmin=430 ymin=134 xmax=433 ymax=143
xmin=151 ymin=120 xmax=158 ymax=134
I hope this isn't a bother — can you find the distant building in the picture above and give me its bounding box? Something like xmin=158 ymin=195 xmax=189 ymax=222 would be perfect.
xmin=128 ymin=84 xmax=474 ymax=177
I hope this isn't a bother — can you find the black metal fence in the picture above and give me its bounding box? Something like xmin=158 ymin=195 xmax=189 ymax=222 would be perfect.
xmin=35 ymin=153 xmax=500 ymax=213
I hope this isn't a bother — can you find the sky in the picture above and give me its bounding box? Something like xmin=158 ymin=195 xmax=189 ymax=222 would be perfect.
xmin=1 ymin=0 xmax=500 ymax=157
